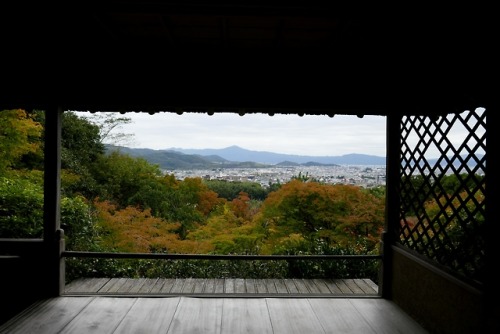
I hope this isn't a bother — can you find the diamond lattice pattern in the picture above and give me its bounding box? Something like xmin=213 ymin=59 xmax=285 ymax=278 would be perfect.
xmin=398 ymin=108 xmax=486 ymax=283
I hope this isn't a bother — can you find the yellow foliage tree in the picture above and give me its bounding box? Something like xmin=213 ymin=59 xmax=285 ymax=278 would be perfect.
xmin=255 ymin=179 xmax=385 ymax=252
xmin=94 ymin=199 xmax=182 ymax=253
xmin=0 ymin=109 xmax=42 ymax=175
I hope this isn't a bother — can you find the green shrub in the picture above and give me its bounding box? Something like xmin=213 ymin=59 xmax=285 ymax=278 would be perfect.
xmin=0 ymin=177 xmax=44 ymax=238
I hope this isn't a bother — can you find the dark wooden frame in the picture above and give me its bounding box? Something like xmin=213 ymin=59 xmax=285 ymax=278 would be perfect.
xmin=1 ymin=5 xmax=498 ymax=333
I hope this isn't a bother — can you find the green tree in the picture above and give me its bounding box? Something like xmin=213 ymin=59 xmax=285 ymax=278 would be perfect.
xmin=439 ymin=173 xmax=484 ymax=195
xmin=77 ymin=112 xmax=134 ymax=146
xmin=62 ymin=111 xmax=104 ymax=168
xmin=92 ymin=151 xmax=163 ymax=207
xmin=0 ymin=177 xmax=99 ymax=246
xmin=366 ymin=185 xmax=386 ymax=199
xmin=0 ymin=109 xmax=43 ymax=176
xmin=204 ymin=180 xmax=268 ymax=200
xmin=186 ymin=205 xmax=265 ymax=254
xmin=158 ymin=177 xmax=219 ymax=238
xmin=0 ymin=176 xmax=44 ymax=238
xmin=61 ymin=111 xmax=105 ymax=197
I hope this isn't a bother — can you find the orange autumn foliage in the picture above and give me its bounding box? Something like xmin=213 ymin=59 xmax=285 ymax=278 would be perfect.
xmin=94 ymin=199 xmax=182 ymax=253
xmin=197 ymin=188 xmax=226 ymax=216
xmin=257 ymin=179 xmax=385 ymax=251
xmin=229 ymin=191 xmax=251 ymax=220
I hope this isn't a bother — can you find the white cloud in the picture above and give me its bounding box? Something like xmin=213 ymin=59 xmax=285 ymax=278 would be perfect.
xmin=77 ymin=111 xmax=387 ymax=157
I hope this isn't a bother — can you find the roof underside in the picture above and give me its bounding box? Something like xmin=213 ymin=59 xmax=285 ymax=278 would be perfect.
xmin=2 ymin=2 xmax=496 ymax=116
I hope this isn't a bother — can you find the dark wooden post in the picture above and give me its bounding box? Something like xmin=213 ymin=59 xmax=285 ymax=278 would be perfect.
xmin=379 ymin=112 xmax=401 ymax=299
xmin=483 ymin=106 xmax=499 ymax=333
xmin=43 ymin=107 xmax=65 ymax=296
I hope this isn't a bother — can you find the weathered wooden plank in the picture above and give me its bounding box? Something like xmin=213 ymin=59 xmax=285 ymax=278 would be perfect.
xmin=343 ymin=279 xmax=365 ymax=294
xmin=192 ymin=278 xmax=206 ymax=293
xmin=214 ymin=278 xmax=225 ymax=293
xmin=245 ymin=278 xmax=257 ymax=293
xmin=311 ymin=279 xmax=332 ymax=294
xmin=203 ymin=278 xmax=216 ymax=293
xmin=63 ymin=278 xmax=379 ymax=296
xmin=308 ymin=298 xmax=376 ymax=333
xmin=102 ymin=277 xmax=129 ymax=293
xmin=349 ymin=298 xmax=429 ymax=334
xmin=151 ymin=278 xmax=169 ymax=293
xmin=61 ymin=297 xmax=137 ymax=333
xmin=137 ymin=278 xmax=158 ymax=293
xmin=167 ymin=297 xmax=223 ymax=334
xmin=116 ymin=278 xmax=140 ymax=293
xmin=322 ymin=279 xmax=343 ymax=294
xmin=254 ymin=279 xmax=268 ymax=293
xmin=333 ymin=279 xmax=354 ymax=294
xmin=169 ymin=278 xmax=185 ymax=293
xmin=283 ymin=278 xmax=299 ymax=294
xmin=0 ymin=297 xmax=94 ymax=334
xmin=234 ymin=278 xmax=246 ymax=293
xmin=0 ymin=296 xmax=429 ymax=334
xmin=126 ymin=278 xmax=147 ymax=293
xmin=181 ymin=278 xmax=196 ymax=293
xmin=113 ymin=297 xmax=180 ymax=333
xmin=266 ymin=298 xmax=326 ymax=334
xmin=64 ymin=278 xmax=86 ymax=293
xmin=265 ymin=279 xmax=278 ymax=293
xmin=220 ymin=299 xmax=273 ymax=334
xmin=159 ymin=278 xmax=177 ymax=293
xmin=65 ymin=277 xmax=109 ymax=293
xmin=302 ymin=279 xmax=322 ymax=294
xmin=362 ymin=278 xmax=379 ymax=293
xmin=99 ymin=278 xmax=128 ymax=293
xmin=353 ymin=278 xmax=378 ymax=294
xmin=292 ymin=278 xmax=310 ymax=294
xmin=224 ymin=278 xmax=235 ymax=293
xmin=274 ymin=279 xmax=289 ymax=294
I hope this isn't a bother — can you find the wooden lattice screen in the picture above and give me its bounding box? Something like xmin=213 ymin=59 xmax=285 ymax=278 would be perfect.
xmin=397 ymin=108 xmax=486 ymax=286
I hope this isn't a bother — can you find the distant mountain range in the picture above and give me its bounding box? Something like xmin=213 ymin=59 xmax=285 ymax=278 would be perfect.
xmin=106 ymin=145 xmax=387 ymax=170
xmin=168 ymin=146 xmax=387 ymax=165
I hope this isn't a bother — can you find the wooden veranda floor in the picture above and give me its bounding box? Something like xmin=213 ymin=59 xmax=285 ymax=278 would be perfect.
xmin=0 ymin=278 xmax=429 ymax=333
xmin=63 ymin=278 xmax=380 ymax=297
xmin=0 ymin=296 xmax=428 ymax=333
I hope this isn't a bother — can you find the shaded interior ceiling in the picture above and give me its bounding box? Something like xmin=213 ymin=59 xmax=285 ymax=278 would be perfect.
xmin=2 ymin=2 xmax=496 ymax=116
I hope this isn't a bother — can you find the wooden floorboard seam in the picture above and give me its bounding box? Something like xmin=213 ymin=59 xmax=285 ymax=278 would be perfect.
xmin=63 ymin=278 xmax=380 ymax=298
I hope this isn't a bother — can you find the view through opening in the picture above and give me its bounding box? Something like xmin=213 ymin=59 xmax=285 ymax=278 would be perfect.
xmin=60 ymin=112 xmax=387 ymax=285
xmin=0 ymin=106 xmax=488 ymax=294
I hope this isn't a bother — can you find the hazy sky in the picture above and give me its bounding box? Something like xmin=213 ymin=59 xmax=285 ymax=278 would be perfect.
xmin=75 ymin=107 xmax=486 ymax=158
xmin=77 ymin=112 xmax=388 ymax=157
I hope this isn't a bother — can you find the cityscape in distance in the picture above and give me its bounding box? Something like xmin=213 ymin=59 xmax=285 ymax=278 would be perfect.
xmin=171 ymin=165 xmax=386 ymax=189
xmin=108 ymin=143 xmax=483 ymax=189
xmin=108 ymin=145 xmax=387 ymax=188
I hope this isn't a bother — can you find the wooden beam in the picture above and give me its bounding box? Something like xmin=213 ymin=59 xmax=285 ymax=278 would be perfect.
xmin=379 ymin=112 xmax=401 ymax=298
xmin=43 ymin=107 xmax=65 ymax=296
